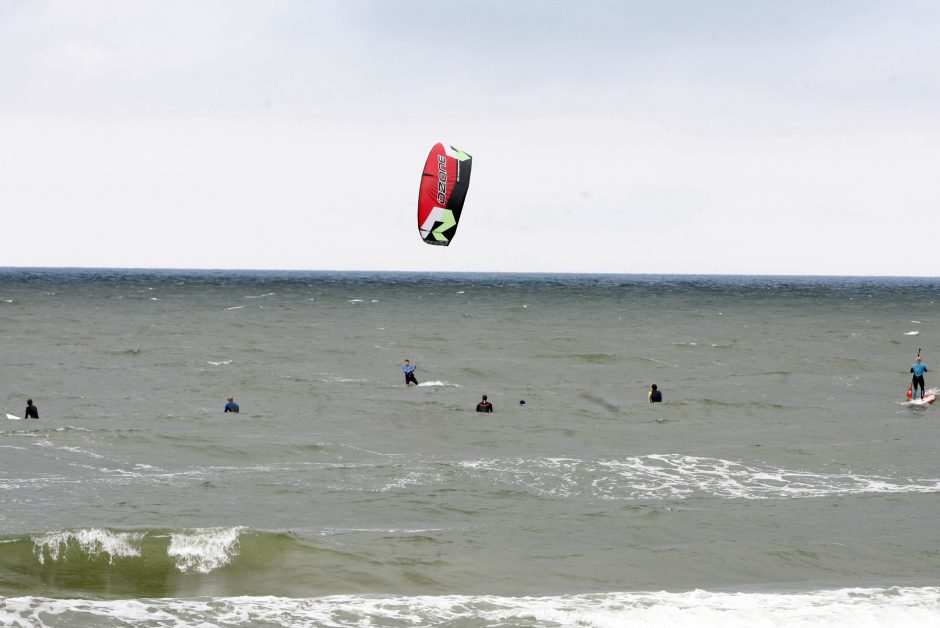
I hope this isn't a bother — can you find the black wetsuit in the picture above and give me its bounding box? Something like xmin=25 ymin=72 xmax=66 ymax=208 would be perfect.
xmin=25 ymin=404 xmax=38 ymax=419
xmin=912 ymin=362 xmax=928 ymax=399
xmin=476 ymin=401 xmax=493 ymax=413
xmin=649 ymin=390 xmax=662 ymax=403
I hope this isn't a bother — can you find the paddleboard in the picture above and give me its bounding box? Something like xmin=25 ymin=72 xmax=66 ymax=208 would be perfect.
xmin=6 ymin=413 xmax=22 ymax=420
xmin=907 ymin=388 xmax=937 ymax=407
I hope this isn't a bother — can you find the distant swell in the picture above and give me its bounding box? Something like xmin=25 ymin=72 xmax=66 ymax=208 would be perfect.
xmin=458 ymin=454 xmax=940 ymax=500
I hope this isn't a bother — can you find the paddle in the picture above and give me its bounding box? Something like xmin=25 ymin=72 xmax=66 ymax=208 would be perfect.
xmin=907 ymin=348 xmax=921 ymax=399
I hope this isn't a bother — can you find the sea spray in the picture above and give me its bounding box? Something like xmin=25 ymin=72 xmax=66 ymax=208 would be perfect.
xmin=167 ymin=527 xmax=243 ymax=574
xmin=31 ymin=529 xmax=143 ymax=565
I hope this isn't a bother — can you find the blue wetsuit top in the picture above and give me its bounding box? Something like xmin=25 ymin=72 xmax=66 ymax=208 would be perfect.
xmin=224 ymin=402 xmax=239 ymax=413
xmin=912 ymin=363 xmax=928 ymax=377
xmin=403 ymin=364 xmax=416 ymax=375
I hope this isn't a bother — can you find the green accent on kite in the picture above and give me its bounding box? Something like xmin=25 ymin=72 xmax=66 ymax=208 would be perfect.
xmin=453 ymin=148 xmax=471 ymax=161
xmin=432 ymin=209 xmax=457 ymax=241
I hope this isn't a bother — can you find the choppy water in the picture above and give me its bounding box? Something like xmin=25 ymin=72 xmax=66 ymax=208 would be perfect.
xmin=1 ymin=269 xmax=939 ymax=626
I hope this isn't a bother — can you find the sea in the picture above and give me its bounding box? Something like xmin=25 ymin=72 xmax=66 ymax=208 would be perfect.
xmin=0 ymin=268 xmax=939 ymax=627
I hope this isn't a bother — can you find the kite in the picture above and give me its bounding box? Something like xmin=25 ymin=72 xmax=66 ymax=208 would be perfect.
xmin=417 ymin=143 xmax=472 ymax=246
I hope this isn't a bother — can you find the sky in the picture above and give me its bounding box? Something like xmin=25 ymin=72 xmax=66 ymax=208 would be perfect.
xmin=1 ymin=0 xmax=938 ymax=276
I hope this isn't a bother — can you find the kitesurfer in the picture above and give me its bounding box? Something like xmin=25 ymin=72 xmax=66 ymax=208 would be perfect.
xmin=476 ymin=395 xmax=493 ymax=412
xmin=224 ymin=397 xmax=240 ymax=413
xmin=403 ymin=359 xmax=418 ymax=386
xmin=648 ymin=384 xmax=662 ymax=403
xmin=911 ymin=356 xmax=928 ymax=400
xmin=25 ymin=399 xmax=38 ymax=419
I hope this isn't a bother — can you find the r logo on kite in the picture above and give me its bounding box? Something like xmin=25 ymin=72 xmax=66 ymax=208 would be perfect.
xmin=418 ymin=143 xmax=472 ymax=246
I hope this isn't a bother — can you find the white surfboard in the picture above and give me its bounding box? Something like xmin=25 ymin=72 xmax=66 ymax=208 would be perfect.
xmin=6 ymin=413 xmax=23 ymax=420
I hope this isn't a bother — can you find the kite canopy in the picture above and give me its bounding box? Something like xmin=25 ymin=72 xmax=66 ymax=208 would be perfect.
xmin=417 ymin=143 xmax=472 ymax=246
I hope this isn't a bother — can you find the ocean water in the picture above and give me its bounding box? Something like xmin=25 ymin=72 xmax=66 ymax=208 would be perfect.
xmin=0 ymin=268 xmax=938 ymax=627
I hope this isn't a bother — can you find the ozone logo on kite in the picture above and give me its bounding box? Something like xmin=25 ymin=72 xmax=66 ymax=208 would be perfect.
xmin=418 ymin=143 xmax=472 ymax=245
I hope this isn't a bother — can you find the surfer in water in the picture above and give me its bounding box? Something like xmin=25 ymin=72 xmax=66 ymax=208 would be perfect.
xmin=224 ymin=396 xmax=240 ymax=413
xmin=911 ymin=356 xmax=928 ymax=400
xmin=25 ymin=399 xmax=38 ymax=419
xmin=648 ymin=384 xmax=662 ymax=403
xmin=403 ymin=359 xmax=418 ymax=386
xmin=476 ymin=395 xmax=493 ymax=412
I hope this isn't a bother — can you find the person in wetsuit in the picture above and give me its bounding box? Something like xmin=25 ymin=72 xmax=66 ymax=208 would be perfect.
xmin=403 ymin=359 xmax=418 ymax=386
xmin=911 ymin=356 xmax=928 ymax=400
xmin=224 ymin=397 xmax=240 ymax=413
xmin=25 ymin=399 xmax=39 ymax=419
xmin=476 ymin=395 xmax=493 ymax=412
xmin=648 ymin=384 xmax=662 ymax=403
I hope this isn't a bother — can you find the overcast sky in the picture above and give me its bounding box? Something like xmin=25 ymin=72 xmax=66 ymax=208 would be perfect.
xmin=1 ymin=0 xmax=937 ymax=275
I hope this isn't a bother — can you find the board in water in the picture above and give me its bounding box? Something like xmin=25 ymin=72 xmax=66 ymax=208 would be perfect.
xmin=906 ymin=388 xmax=937 ymax=407
xmin=6 ymin=413 xmax=22 ymax=420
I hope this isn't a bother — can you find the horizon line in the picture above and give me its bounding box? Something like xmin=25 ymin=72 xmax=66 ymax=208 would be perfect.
xmin=0 ymin=266 xmax=938 ymax=280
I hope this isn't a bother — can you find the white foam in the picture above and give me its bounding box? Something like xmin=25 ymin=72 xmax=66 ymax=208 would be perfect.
xmin=417 ymin=381 xmax=462 ymax=387
xmin=208 ymin=360 xmax=233 ymax=366
xmin=167 ymin=527 xmax=243 ymax=574
xmin=31 ymin=529 xmax=144 ymax=565
xmin=905 ymin=331 xmax=920 ymax=336
xmin=225 ymin=305 xmax=244 ymax=310
xmin=56 ymin=445 xmax=104 ymax=459
xmin=2 ymin=588 xmax=938 ymax=627
xmin=458 ymin=454 xmax=940 ymax=501
xmin=379 ymin=470 xmax=445 ymax=491
xmin=245 ymin=292 xmax=275 ymax=299
xmin=319 ymin=527 xmax=444 ymax=536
